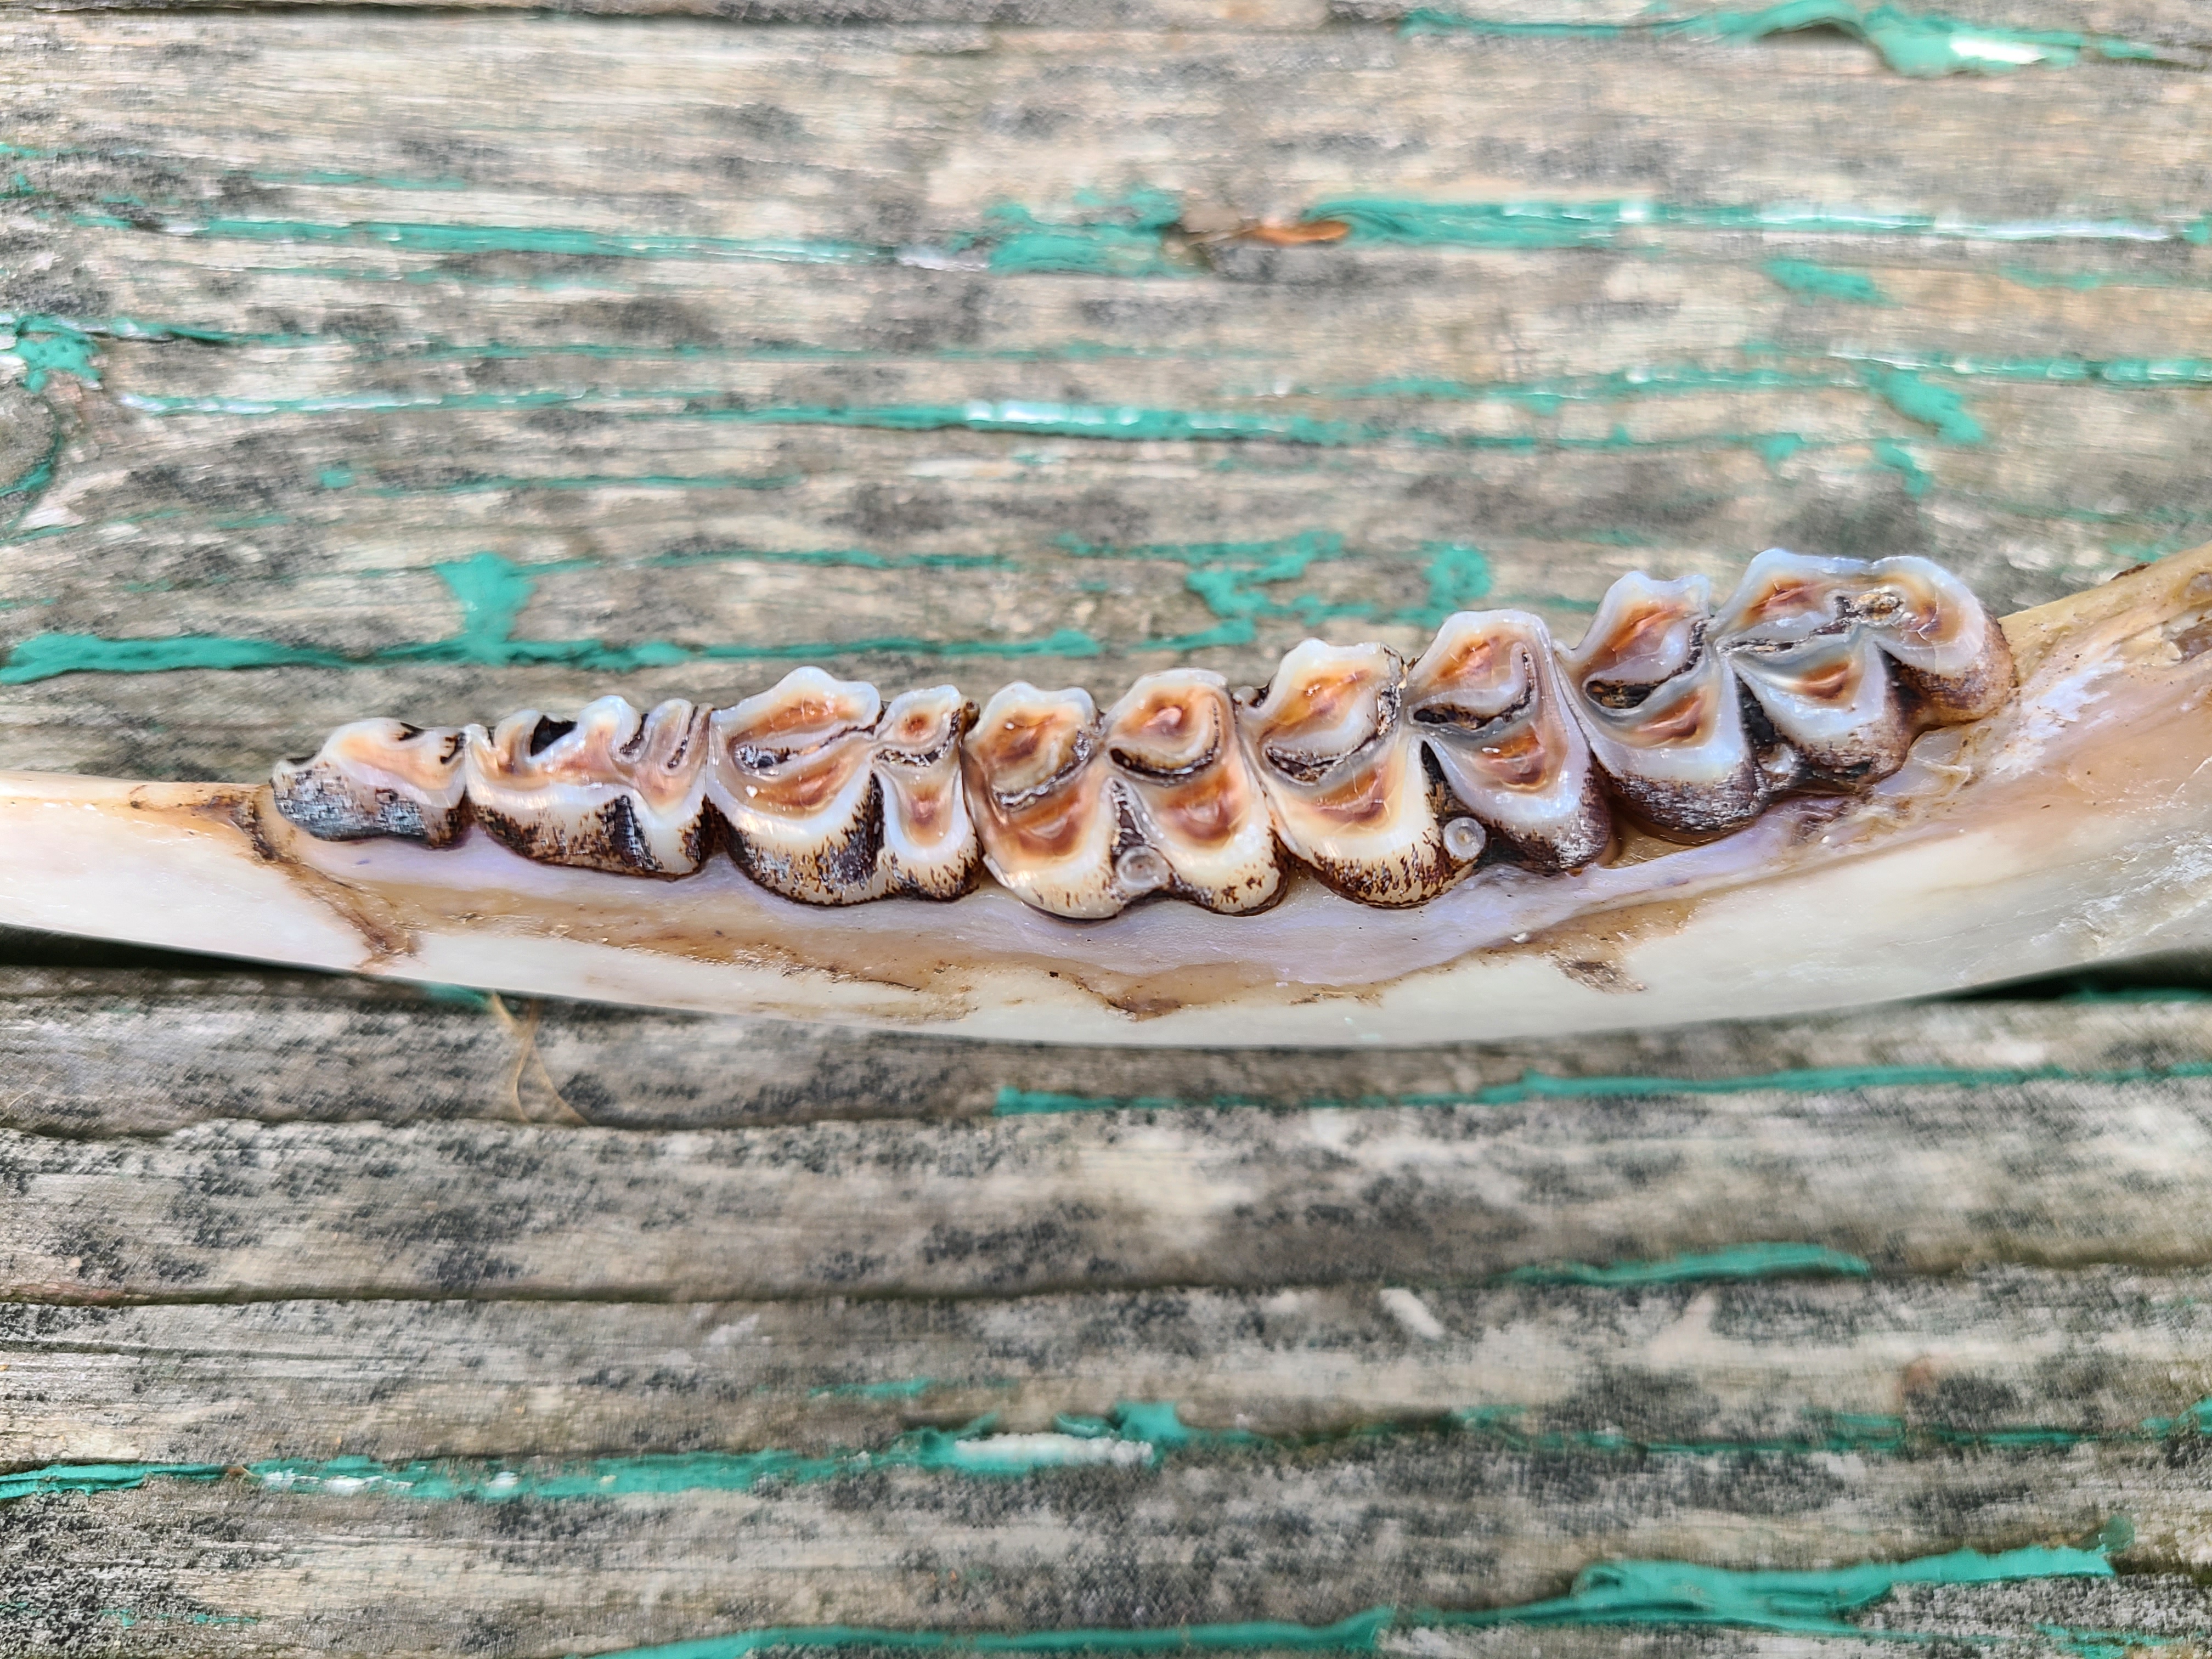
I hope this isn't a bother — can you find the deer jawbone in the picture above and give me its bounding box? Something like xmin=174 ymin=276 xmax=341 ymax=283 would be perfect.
xmin=0 ymin=549 xmax=2207 ymax=1046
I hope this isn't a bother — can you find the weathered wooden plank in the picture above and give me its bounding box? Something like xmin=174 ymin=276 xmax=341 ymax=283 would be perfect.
xmin=8 ymin=1268 xmax=2212 ymax=1463
xmin=0 ymin=1442 xmax=2186 ymax=1658
xmin=3 ymin=15 xmax=2211 ymax=775
xmin=15 ymin=1063 xmax=2212 ymax=1301
xmin=0 ymin=966 xmax=2205 ymax=1136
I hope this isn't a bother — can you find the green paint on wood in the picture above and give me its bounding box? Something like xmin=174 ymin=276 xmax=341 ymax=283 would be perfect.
xmin=1395 ymin=543 xmax=1494 ymax=627
xmin=1306 ymin=195 xmax=2205 ymax=247
xmin=1762 ymin=259 xmax=1891 ymax=304
xmin=975 ymin=190 xmax=1194 ymax=279
xmin=1871 ymin=437 xmax=1936 ymax=498
xmin=579 ymin=1610 xmax=1397 ymax=1659
xmin=0 ymin=1422 xmax=1158 ymax=1508
xmin=993 ymin=1057 xmax=2212 ymax=1116
xmin=0 ymin=553 xmax=1104 ymax=684
xmin=2 ymin=315 xmax=100 ymax=392
xmin=577 ymin=1545 xmax=2112 ymax=1656
xmin=1863 ymin=368 xmax=1985 ymax=442
xmin=117 ymin=216 xmax=890 ymax=266
xmin=1438 ymin=1545 xmax=2112 ymax=1633
xmin=1400 ymin=2 xmax=2170 ymax=77
xmin=1503 ymin=1243 xmax=1871 ymax=1285
xmin=691 ymin=400 xmax=1372 ymax=445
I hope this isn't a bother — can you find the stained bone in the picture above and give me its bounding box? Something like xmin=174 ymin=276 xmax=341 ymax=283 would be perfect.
xmin=272 ymin=719 xmax=470 ymax=847
xmin=706 ymin=668 xmax=979 ymax=904
xmin=465 ymin=697 xmax=714 ymax=876
xmin=1237 ymin=640 xmax=1466 ymax=906
xmin=1404 ymin=611 xmax=1611 ymax=871
xmin=1558 ymin=572 xmax=1769 ymax=836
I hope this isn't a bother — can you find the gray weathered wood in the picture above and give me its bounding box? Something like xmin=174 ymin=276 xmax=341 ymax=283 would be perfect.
xmin=3 ymin=3 xmax=2210 ymax=1652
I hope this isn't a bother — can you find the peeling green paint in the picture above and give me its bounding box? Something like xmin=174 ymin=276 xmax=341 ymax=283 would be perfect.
xmin=1395 ymin=542 xmax=1494 ymax=627
xmin=87 ymin=215 xmax=890 ymax=266
xmin=1307 ymin=195 xmax=2208 ymax=248
xmin=974 ymin=190 xmax=1194 ymax=278
xmin=1 ymin=314 xmax=100 ymax=391
xmin=0 ymin=552 xmax=1103 ymax=685
xmin=1503 ymin=1243 xmax=1871 ymax=1285
xmin=1762 ymin=258 xmax=1890 ymax=304
xmin=1862 ymin=368 xmax=1984 ymax=442
xmin=1871 ymin=437 xmax=1936 ymax=498
xmin=1437 ymin=1546 xmax=2111 ymax=1634
xmin=1400 ymin=2 xmax=2172 ymax=77
xmin=578 ymin=1545 xmax=2112 ymax=1657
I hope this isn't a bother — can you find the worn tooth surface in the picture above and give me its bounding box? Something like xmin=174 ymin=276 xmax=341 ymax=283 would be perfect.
xmin=1237 ymin=639 xmax=1466 ymax=907
xmin=706 ymin=669 xmax=880 ymax=905
xmin=962 ymin=682 xmax=1121 ymax=918
xmin=871 ymin=685 xmax=981 ymax=900
xmin=266 ymin=549 xmax=2025 ymax=917
xmin=1713 ymin=549 xmax=1915 ymax=784
xmin=1403 ymin=611 xmax=1612 ymax=873
xmin=1845 ymin=553 xmax=2016 ymax=723
xmin=464 ymin=697 xmax=714 ymax=876
xmin=270 ymin=718 xmax=471 ymax=847
xmin=1559 ymin=572 xmax=1768 ymax=836
xmin=1102 ymin=669 xmax=1281 ymax=914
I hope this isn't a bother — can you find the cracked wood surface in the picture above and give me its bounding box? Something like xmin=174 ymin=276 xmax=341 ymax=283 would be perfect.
xmin=4 ymin=3 xmax=2212 ymax=1655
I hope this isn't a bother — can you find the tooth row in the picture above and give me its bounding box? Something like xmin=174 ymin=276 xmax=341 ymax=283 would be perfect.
xmin=272 ymin=549 xmax=2014 ymax=916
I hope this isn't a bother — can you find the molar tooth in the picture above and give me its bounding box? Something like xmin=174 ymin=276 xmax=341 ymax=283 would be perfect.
xmin=1560 ymin=572 xmax=1767 ymax=836
xmin=1102 ymin=669 xmax=1281 ymax=914
xmin=1404 ymin=611 xmax=1611 ymax=871
xmin=1237 ymin=639 xmax=1462 ymax=907
xmin=464 ymin=696 xmax=714 ymax=876
xmin=271 ymin=718 xmax=470 ymax=847
xmin=963 ymin=682 xmax=1119 ymax=918
xmin=1713 ymin=549 xmax=1912 ymax=783
xmin=707 ymin=668 xmax=977 ymax=905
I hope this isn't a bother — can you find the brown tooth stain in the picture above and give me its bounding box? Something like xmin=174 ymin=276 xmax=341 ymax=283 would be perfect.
xmin=740 ymin=743 xmax=873 ymax=815
xmin=1631 ymin=687 xmax=1717 ymax=746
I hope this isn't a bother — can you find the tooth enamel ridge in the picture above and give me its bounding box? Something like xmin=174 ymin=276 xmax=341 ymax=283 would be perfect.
xmin=269 ymin=549 xmax=2016 ymax=915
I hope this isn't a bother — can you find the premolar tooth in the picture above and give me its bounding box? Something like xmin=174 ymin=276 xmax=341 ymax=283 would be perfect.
xmin=271 ymin=718 xmax=470 ymax=847
xmin=464 ymin=696 xmax=714 ymax=875
xmin=1560 ymin=572 xmax=1766 ymax=836
xmin=708 ymin=668 xmax=978 ymax=904
xmin=1404 ymin=611 xmax=1611 ymax=871
xmin=1102 ymin=669 xmax=1280 ymax=914
xmin=1238 ymin=639 xmax=1461 ymax=906
xmin=872 ymin=685 xmax=981 ymax=900
xmin=963 ymin=682 xmax=1119 ymax=918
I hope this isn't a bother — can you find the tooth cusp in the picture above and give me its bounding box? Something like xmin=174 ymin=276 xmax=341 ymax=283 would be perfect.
xmin=1238 ymin=640 xmax=1463 ymax=906
xmin=707 ymin=667 xmax=981 ymax=905
xmin=271 ymin=718 xmax=471 ymax=847
xmin=465 ymin=697 xmax=714 ymax=876
xmin=1559 ymin=572 xmax=1770 ymax=837
xmin=1103 ymin=669 xmax=1281 ymax=915
xmin=1405 ymin=611 xmax=1612 ymax=872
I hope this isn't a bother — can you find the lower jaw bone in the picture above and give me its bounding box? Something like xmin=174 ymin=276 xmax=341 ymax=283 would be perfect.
xmin=3 ymin=550 xmax=2211 ymax=1046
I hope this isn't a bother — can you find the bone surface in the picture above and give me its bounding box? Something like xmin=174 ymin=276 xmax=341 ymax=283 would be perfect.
xmin=39 ymin=539 xmax=2212 ymax=1044
xmin=5 ymin=546 xmax=2209 ymax=1043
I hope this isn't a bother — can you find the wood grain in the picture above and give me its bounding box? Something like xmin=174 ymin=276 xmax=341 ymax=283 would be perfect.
xmin=4 ymin=3 xmax=2211 ymax=1652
